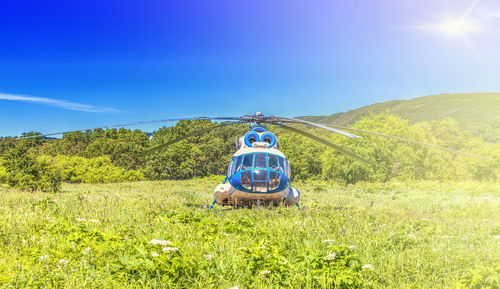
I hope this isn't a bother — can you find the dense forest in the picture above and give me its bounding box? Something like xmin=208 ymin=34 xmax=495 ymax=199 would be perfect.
xmin=1 ymin=112 xmax=499 ymax=192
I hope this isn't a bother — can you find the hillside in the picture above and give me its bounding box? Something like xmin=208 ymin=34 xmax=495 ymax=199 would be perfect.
xmin=300 ymin=93 xmax=500 ymax=142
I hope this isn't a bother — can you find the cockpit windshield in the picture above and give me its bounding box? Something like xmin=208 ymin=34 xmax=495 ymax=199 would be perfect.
xmin=230 ymin=152 xmax=290 ymax=192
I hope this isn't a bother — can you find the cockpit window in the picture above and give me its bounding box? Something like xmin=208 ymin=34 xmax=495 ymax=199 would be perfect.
xmin=254 ymin=153 xmax=267 ymax=168
xmin=268 ymin=154 xmax=279 ymax=171
xmin=253 ymin=170 xmax=267 ymax=181
xmin=278 ymin=157 xmax=285 ymax=175
xmin=227 ymin=159 xmax=233 ymax=177
xmin=231 ymin=153 xmax=287 ymax=191
xmin=253 ymin=181 xmax=267 ymax=192
xmin=269 ymin=171 xmax=280 ymax=190
xmin=241 ymin=171 xmax=252 ymax=190
xmin=233 ymin=156 xmax=242 ymax=174
xmin=242 ymin=154 xmax=253 ymax=170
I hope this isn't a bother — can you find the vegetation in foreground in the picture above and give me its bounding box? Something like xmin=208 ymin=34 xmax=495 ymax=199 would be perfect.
xmin=0 ymin=180 xmax=498 ymax=288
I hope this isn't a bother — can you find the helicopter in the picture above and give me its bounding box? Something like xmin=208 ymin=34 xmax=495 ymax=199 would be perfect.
xmin=17 ymin=112 xmax=492 ymax=209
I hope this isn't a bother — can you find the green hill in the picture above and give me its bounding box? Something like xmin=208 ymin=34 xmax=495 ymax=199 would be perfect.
xmin=299 ymin=93 xmax=500 ymax=142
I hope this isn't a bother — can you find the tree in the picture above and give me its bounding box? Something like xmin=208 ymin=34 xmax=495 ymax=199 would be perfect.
xmin=2 ymin=145 xmax=61 ymax=192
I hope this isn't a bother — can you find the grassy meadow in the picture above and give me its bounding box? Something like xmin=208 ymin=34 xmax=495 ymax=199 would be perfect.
xmin=0 ymin=180 xmax=499 ymax=288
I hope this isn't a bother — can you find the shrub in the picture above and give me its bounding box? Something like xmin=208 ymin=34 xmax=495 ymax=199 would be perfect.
xmin=49 ymin=155 xmax=144 ymax=183
xmin=0 ymin=165 xmax=7 ymax=183
xmin=1 ymin=145 xmax=62 ymax=192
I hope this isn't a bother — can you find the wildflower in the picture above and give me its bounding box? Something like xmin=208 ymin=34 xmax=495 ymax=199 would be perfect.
xmin=322 ymin=239 xmax=335 ymax=243
xmin=362 ymin=264 xmax=375 ymax=271
xmin=76 ymin=218 xmax=86 ymax=222
xmin=83 ymin=247 xmax=91 ymax=255
xmin=229 ymin=286 xmax=239 ymax=289
xmin=162 ymin=247 xmax=179 ymax=252
xmin=39 ymin=254 xmax=49 ymax=261
xmin=494 ymin=235 xmax=500 ymax=239
xmin=150 ymin=239 xmax=171 ymax=246
xmin=254 ymin=246 xmax=266 ymax=250
xmin=206 ymin=254 xmax=213 ymax=261
xmin=89 ymin=219 xmax=101 ymax=223
xmin=349 ymin=245 xmax=356 ymax=250
xmin=151 ymin=251 xmax=160 ymax=257
xmin=22 ymin=239 xmax=27 ymax=244
xmin=58 ymin=259 xmax=69 ymax=266
xmin=324 ymin=252 xmax=337 ymax=260
xmin=259 ymin=270 xmax=271 ymax=275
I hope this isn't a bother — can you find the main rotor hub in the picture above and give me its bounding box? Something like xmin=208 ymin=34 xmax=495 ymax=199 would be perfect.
xmin=238 ymin=112 xmax=279 ymax=124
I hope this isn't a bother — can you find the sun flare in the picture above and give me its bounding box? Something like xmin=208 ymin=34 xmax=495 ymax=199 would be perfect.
xmin=436 ymin=17 xmax=476 ymax=37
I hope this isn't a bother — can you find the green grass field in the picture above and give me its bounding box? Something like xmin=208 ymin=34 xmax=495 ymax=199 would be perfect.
xmin=0 ymin=180 xmax=499 ymax=288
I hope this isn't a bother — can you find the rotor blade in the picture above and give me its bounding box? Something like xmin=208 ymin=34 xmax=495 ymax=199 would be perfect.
xmin=274 ymin=117 xmax=362 ymax=138
xmin=14 ymin=116 xmax=240 ymax=140
xmin=322 ymin=124 xmax=493 ymax=161
xmin=277 ymin=123 xmax=374 ymax=165
xmin=143 ymin=121 xmax=241 ymax=155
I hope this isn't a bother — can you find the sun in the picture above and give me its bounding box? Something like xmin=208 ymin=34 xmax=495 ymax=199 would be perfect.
xmin=435 ymin=17 xmax=476 ymax=37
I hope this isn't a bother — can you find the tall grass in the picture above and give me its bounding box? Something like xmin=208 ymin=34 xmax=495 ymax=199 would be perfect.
xmin=0 ymin=180 xmax=498 ymax=288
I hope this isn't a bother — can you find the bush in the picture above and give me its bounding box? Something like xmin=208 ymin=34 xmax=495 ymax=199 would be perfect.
xmin=0 ymin=164 xmax=8 ymax=183
xmin=49 ymin=155 xmax=144 ymax=183
xmin=1 ymin=145 xmax=62 ymax=192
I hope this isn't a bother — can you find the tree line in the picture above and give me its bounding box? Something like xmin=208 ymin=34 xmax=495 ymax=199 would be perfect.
xmin=1 ymin=113 xmax=499 ymax=191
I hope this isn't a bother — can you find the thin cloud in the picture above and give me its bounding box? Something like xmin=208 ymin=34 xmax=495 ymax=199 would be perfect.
xmin=0 ymin=92 xmax=121 ymax=113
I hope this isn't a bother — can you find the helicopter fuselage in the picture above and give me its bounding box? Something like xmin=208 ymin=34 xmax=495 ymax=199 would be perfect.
xmin=213 ymin=127 xmax=300 ymax=207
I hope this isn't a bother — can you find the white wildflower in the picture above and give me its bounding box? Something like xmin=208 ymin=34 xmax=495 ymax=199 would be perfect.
xmin=83 ymin=247 xmax=91 ymax=255
xmin=349 ymin=245 xmax=356 ymax=250
xmin=206 ymin=254 xmax=213 ymax=261
xmin=322 ymin=239 xmax=335 ymax=243
xmin=162 ymin=247 xmax=179 ymax=252
xmin=324 ymin=252 xmax=337 ymax=261
xmin=150 ymin=239 xmax=171 ymax=246
xmin=362 ymin=264 xmax=375 ymax=271
xmin=89 ymin=219 xmax=101 ymax=223
xmin=22 ymin=239 xmax=27 ymax=244
xmin=494 ymin=235 xmax=500 ymax=239
xmin=229 ymin=286 xmax=239 ymax=289
xmin=254 ymin=246 xmax=266 ymax=250
xmin=259 ymin=269 xmax=271 ymax=275
xmin=39 ymin=254 xmax=49 ymax=261
xmin=151 ymin=251 xmax=160 ymax=257
xmin=58 ymin=259 xmax=69 ymax=266
xmin=76 ymin=218 xmax=86 ymax=222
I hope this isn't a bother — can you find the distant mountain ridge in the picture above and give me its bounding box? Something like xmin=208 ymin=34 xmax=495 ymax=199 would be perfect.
xmin=299 ymin=93 xmax=500 ymax=143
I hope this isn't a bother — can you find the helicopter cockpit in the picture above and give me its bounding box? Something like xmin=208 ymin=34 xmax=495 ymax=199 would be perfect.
xmin=227 ymin=152 xmax=291 ymax=193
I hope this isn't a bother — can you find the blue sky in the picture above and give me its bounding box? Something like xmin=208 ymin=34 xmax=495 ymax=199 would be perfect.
xmin=1 ymin=0 xmax=500 ymax=136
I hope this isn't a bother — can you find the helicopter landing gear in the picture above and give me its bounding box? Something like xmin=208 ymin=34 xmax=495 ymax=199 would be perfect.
xmin=209 ymin=200 xmax=216 ymax=211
